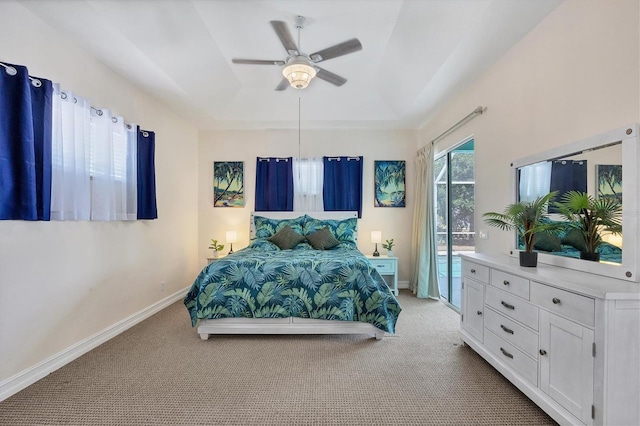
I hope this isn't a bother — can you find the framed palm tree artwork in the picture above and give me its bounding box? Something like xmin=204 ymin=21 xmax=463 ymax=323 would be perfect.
xmin=374 ymin=160 xmax=406 ymax=207
xmin=214 ymin=161 xmax=244 ymax=207
xmin=596 ymin=164 xmax=622 ymax=203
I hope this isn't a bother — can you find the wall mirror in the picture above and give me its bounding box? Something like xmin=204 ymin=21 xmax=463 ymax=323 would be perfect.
xmin=511 ymin=124 xmax=639 ymax=282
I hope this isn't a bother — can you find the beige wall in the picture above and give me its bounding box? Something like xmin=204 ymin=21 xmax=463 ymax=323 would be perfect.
xmin=0 ymin=2 xmax=199 ymax=383
xmin=419 ymin=0 xmax=639 ymax=255
xmin=198 ymin=129 xmax=417 ymax=282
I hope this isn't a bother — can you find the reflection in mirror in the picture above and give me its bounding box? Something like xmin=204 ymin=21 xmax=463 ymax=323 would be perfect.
xmin=511 ymin=124 xmax=638 ymax=282
xmin=516 ymin=142 xmax=622 ymax=264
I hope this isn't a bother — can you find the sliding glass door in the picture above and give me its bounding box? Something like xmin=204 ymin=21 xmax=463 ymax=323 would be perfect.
xmin=434 ymin=139 xmax=475 ymax=310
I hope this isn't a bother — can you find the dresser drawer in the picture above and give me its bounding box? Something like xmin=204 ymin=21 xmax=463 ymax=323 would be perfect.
xmin=530 ymin=282 xmax=595 ymax=327
xmin=485 ymin=329 xmax=538 ymax=386
xmin=462 ymin=261 xmax=489 ymax=283
xmin=369 ymin=258 xmax=396 ymax=273
xmin=485 ymin=286 xmax=539 ymax=331
xmin=490 ymin=270 xmax=530 ymax=300
xmin=484 ymin=307 xmax=538 ymax=358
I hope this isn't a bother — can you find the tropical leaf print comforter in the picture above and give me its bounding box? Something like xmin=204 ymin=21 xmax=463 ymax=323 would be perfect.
xmin=184 ymin=243 xmax=401 ymax=334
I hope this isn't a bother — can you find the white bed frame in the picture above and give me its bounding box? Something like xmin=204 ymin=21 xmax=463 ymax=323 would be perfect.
xmin=198 ymin=211 xmax=385 ymax=341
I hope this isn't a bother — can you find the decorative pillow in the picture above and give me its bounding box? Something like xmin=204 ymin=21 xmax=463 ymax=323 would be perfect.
xmin=254 ymin=215 xmax=305 ymax=239
xmin=303 ymin=215 xmax=357 ymax=244
xmin=534 ymin=232 xmax=562 ymax=252
xmin=561 ymin=228 xmax=587 ymax=252
xmin=306 ymin=227 xmax=340 ymax=250
xmin=597 ymin=242 xmax=622 ymax=262
xmin=267 ymin=225 xmax=306 ymax=250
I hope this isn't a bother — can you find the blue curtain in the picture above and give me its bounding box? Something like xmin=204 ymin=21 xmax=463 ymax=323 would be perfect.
xmin=323 ymin=156 xmax=363 ymax=218
xmin=137 ymin=128 xmax=158 ymax=219
xmin=549 ymin=159 xmax=587 ymax=213
xmin=255 ymin=157 xmax=293 ymax=211
xmin=31 ymin=77 xmax=53 ymax=220
xmin=0 ymin=63 xmax=52 ymax=220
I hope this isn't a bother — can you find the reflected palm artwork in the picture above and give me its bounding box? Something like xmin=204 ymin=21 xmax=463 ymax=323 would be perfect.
xmin=596 ymin=164 xmax=622 ymax=203
xmin=374 ymin=160 xmax=406 ymax=207
xmin=214 ymin=161 xmax=244 ymax=207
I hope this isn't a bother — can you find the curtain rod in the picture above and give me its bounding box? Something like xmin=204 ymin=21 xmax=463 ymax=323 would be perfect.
xmin=1 ymin=61 xmax=149 ymax=134
xmin=1 ymin=62 xmax=42 ymax=86
xmin=431 ymin=106 xmax=485 ymax=144
xmin=3 ymin=61 xmax=151 ymax=139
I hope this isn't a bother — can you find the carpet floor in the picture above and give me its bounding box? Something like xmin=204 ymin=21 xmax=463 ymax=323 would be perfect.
xmin=0 ymin=291 xmax=555 ymax=425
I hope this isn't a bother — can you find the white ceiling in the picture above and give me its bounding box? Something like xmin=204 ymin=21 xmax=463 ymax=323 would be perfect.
xmin=20 ymin=0 xmax=560 ymax=130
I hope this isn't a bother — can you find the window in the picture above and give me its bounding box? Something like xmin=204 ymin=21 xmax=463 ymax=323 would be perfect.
xmin=293 ymin=157 xmax=323 ymax=211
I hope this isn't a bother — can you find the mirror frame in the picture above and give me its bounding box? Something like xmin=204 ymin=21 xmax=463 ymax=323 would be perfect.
xmin=510 ymin=124 xmax=639 ymax=282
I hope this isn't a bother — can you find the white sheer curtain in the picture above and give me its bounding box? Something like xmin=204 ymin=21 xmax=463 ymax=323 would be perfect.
xmin=51 ymin=89 xmax=138 ymax=221
xmin=293 ymin=157 xmax=324 ymax=211
xmin=410 ymin=143 xmax=440 ymax=299
xmin=519 ymin=161 xmax=551 ymax=202
xmin=50 ymin=86 xmax=91 ymax=220
xmin=90 ymin=110 xmax=138 ymax=221
xmin=123 ymin=123 xmax=138 ymax=220
xmin=90 ymin=108 xmax=116 ymax=220
xmin=111 ymin=117 xmax=137 ymax=220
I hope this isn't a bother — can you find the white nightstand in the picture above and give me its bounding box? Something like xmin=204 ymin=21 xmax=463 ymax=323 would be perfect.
xmin=366 ymin=255 xmax=398 ymax=296
xmin=206 ymin=253 xmax=227 ymax=264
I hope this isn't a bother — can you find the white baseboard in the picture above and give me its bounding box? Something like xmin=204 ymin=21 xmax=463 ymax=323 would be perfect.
xmin=398 ymin=280 xmax=409 ymax=290
xmin=0 ymin=286 xmax=189 ymax=402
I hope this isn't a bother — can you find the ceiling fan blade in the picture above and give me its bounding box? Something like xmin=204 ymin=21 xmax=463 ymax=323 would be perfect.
xmin=275 ymin=78 xmax=289 ymax=91
xmin=232 ymin=59 xmax=285 ymax=65
xmin=315 ymin=67 xmax=347 ymax=87
xmin=310 ymin=38 xmax=362 ymax=63
xmin=270 ymin=21 xmax=298 ymax=55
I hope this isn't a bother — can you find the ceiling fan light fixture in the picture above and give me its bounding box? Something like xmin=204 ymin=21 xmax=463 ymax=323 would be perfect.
xmin=282 ymin=58 xmax=317 ymax=89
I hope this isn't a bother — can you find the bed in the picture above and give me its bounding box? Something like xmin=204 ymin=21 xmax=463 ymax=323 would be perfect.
xmin=529 ymin=220 xmax=622 ymax=263
xmin=184 ymin=212 xmax=401 ymax=340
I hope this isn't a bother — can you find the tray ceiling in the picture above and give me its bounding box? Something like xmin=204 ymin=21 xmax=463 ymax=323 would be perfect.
xmin=18 ymin=0 xmax=560 ymax=130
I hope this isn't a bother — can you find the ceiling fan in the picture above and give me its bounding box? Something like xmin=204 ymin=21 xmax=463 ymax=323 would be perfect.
xmin=232 ymin=16 xmax=362 ymax=90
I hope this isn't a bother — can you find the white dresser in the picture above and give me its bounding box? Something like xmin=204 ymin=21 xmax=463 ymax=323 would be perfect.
xmin=460 ymin=253 xmax=640 ymax=426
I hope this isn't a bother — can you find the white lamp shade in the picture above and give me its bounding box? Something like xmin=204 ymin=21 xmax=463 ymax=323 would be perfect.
xmin=371 ymin=231 xmax=382 ymax=244
xmin=282 ymin=60 xmax=317 ymax=89
xmin=226 ymin=231 xmax=237 ymax=243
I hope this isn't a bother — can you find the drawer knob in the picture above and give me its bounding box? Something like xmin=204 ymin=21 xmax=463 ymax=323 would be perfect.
xmin=539 ymin=349 xmax=547 ymax=356
xmin=503 ymin=280 xmax=510 ymax=286
xmin=470 ymin=269 xmax=476 ymax=273
xmin=500 ymin=301 xmax=515 ymax=310
xmin=500 ymin=324 xmax=514 ymax=334
xmin=477 ymin=310 xmax=483 ymax=316
xmin=552 ymin=297 xmax=561 ymax=305
xmin=500 ymin=347 xmax=514 ymax=359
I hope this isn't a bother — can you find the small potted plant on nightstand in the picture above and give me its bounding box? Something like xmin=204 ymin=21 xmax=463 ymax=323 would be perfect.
xmin=208 ymin=239 xmax=224 ymax=258
xmin=383 ymin=239 xmax=395 ymax=257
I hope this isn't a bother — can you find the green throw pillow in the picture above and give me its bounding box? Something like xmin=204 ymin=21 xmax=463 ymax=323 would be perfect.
xmin=534 ymin=232 xmax=562 ymax=252
xmin=306 ymin=227 xmax=340 ymax=250
xmin=267 ymin=225 xmax=305 ymax=250
xmin=561 ymin=228 xmax=587 ymax=252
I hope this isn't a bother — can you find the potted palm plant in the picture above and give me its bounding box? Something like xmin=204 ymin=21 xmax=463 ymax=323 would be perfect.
xmin=553 ymin=190 xmax=622 ymax=261
xmin=483 ymin=192 xmax=560 ymax=267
